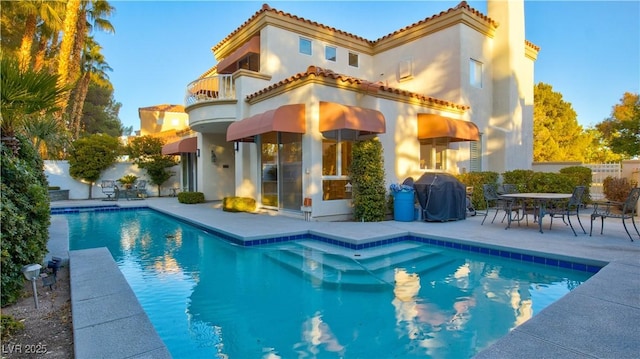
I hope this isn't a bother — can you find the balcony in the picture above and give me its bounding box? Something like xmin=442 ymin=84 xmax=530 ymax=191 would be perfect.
xmin=185 ymin=75 xmax=238 ymax=134
xmin=184 ymin=75 xmax=236 ymax=106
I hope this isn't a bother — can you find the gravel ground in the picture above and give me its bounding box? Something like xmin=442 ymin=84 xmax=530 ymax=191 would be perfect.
xmin=1 ymin=265 xmax=73 ymax=358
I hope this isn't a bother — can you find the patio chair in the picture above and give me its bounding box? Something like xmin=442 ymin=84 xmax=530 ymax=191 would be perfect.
xmin=590 ymin=187 xmax=640 ymax=241
xmin=481 ymin=184 xmax=518 ymax=225
xmin=134 ymin=180 xmax=148 ymax=199
xmin=547 ymin=186 xmax=586 ymax=236
xmin=100 ymin=180 xmax=118 ymax=201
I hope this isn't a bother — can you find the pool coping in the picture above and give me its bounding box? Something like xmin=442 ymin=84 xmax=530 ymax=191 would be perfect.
xmin=50 ymin=199 xmax=640 ymax=358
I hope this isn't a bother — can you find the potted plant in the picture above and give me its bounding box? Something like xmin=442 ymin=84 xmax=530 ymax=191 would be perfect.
xmin=118 ymin=174 xmax=138 ymax=189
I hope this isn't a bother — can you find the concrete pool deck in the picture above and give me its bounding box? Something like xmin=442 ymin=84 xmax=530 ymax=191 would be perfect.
xmin=50 ymin=197 xmax=640 ymax=358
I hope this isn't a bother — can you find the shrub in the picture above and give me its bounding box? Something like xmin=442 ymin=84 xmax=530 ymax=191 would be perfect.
xmin=603 ymin=176 xmax=637 ymax=203
xmin=457 ymin=171 xmax=500 ymax=210
xmin=350 ymin=139 xmax=387 ymax=222
xmin=223 ymin=197 xmax=257 ymax=212
xmin=560 ymin=166 xmax=593 ymax=203
xmin=1 ymin=136 xmax=50 ymax=306
xmin=1 ymin=315 xmax=25 ymax=339
xmin=177 ymin=191 xmax=205 ymax=204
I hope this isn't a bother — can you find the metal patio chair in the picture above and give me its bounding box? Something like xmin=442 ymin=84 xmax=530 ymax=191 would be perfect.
xmin=481 ymin=184 xmax=518 ymax=225
xmin=100 ymin=180 xmax=118 ymax=201
xmin=548 ymin=186 xmax=586 ymax=236
xmin=590 ymin=187 xmax=640 ymax=241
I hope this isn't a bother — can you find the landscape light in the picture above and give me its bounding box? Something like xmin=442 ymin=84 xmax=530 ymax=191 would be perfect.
xmin=22 ymin=264 xmax=42 ymax=309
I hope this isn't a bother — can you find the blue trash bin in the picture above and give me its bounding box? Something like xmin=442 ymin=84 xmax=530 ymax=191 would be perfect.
xmin=394 ymin=190 xmax=415 ymax=222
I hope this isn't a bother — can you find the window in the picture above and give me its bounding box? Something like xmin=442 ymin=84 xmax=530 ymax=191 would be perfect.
xmin=325 ymin=46 xmax=336 ymax=62
xmin=470 ymin=59 xmax=483 ymax=88
xmin=299 ymin=37 xmax=312 ymax=55
xmin=348 ymin=52 xmax=359 ymax=67
xmin=322 ymin=131 xmax=354 ymax=200
xmin=419 ymin=139 xmax=448 ymax=170
xmin=469 ymin=136 xmax=482 ymax=172
xmin=399 ymin=58 xmax=412 ymax=80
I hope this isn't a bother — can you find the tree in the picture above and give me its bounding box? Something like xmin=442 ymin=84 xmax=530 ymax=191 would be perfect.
xmin=68 ymin=133 xmax=121 ymax=199
xmin=55 ymin=0 xmax=81 ymax=116
xmin=533 ymin=82 xmax=591 ymax=162
xmin=582 ymin=128 xmax=623 ymax=163
xmin=127 ymin=136 xmax=178 ymax=196
xmin=0 ymin=56 xmax=69 ymax=154
xmin=15 ymin=0 xmax=64 ymax=71
xmin=595 ymin=92 xmax=640 ymax=159
xmin=81 ymin=83 xmax=123 ymax=136
xmin=68 ymin=36 xmax=113 ymax=139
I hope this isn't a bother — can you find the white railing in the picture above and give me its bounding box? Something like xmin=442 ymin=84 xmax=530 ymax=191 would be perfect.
xmin=184 ymin=75 xmax=235 ymax=106
xmin=584 ymin=163 xmax=621 ymax=200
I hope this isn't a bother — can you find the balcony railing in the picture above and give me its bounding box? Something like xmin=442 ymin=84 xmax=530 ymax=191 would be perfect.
xmin=184 ymin=75 xmax=235 ymax=106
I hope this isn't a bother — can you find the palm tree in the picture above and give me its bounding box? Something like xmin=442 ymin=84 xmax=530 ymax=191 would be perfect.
xmin=1 ymin=56 xmax=69 ymax=155
xmin=15 ymin=0 xmax=64 ymax=72
xmin=68 ymin=36 xmax=112 ymax=139
xmin=23 ymin=114 xmax=71 ymax=159
xmin=55 ymin=0 xmax=81 ymax=117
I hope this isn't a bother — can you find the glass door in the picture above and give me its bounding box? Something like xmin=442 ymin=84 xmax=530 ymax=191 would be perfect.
xmin=260 ymin=132 xmax=303 ymax=210
xmin=279 ymin=133 xmax=302 ymax=210
xmin=261 ymin=132 xmax=278 ymax=207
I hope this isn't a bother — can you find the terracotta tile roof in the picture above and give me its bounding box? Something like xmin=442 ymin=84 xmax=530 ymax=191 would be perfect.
xmin=212 ymin=4 xmax=372 ymax=53
xmin=246 ymin=66 xmax=469 ymax=111
xmin=138 ymin=104 xmax=186 ymax=113
xmin=213 ymin=1 xmax=498 ymax=53
xmin=374 ymin=1 xmax=497 ymax=42
xmin=525 ymin=40 xmax=540 ymax=52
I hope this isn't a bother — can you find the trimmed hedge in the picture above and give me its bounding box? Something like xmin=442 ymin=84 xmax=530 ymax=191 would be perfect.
xmin=223 ymin=197 xmax=257 ymax=213
xmin=177 ymin=191 xmax=205 ymax=204
xmin=457 ymin=171 xmax=499 ymax=210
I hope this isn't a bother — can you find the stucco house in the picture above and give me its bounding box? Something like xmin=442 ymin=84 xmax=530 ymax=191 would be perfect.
xmin=168 ymin=0 xmax=538 ymax=220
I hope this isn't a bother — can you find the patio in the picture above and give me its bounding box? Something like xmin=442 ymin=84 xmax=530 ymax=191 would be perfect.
xmin=49 ymin=197 xmax=640 ymax=358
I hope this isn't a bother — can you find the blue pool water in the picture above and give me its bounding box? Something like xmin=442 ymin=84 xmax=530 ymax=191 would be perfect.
xmin=64 ymin=208 xmax=594 ymax=358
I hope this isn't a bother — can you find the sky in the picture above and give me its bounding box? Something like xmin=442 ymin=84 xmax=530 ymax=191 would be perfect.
xmin=93 ymin=1 xmax=640 ymax=132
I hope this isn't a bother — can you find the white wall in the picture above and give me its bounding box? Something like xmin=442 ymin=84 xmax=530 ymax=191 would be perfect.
xmin=44 ymin=161 xmax=181 ymax=200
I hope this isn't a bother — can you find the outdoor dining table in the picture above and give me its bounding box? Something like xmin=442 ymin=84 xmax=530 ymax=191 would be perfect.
xmin=499 ymin=192 xmax=573 ymax=233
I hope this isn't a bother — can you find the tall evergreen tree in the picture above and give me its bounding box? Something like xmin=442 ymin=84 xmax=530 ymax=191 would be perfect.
xmin=533 ymin=82 xmax=591 ymax=162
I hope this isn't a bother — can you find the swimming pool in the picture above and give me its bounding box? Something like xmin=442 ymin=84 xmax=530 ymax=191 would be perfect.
xmin=63 ymin=208 xmax=595 ymax=358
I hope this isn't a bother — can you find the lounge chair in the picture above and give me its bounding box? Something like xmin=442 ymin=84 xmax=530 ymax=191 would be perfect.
xmin=590 ymin=187 xmax=640 ymax=241
xmin=100 ymin=180 xmax=118 ymax=201
xmin=548 ymin=186 xmax=586 ymax=236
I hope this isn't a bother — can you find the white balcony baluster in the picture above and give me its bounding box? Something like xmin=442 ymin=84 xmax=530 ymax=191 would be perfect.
xmin=184 ymin=75 xmax=235 ymax=106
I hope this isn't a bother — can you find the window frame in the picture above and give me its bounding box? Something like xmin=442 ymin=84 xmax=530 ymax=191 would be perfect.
xmin=325 ymin=45 xmax=337 ymax=62
xmin=299 ymin=37 xmax=312 ymax=56
xmin=470 ymin=58 xmax=483 ymax=88
xmin=348 ymin=52 xmax=359 ymax=67
xmin=419 ymin=139 xmax=449 ymax=171
xmin=322 ymin=130 xmax=354 ymax=200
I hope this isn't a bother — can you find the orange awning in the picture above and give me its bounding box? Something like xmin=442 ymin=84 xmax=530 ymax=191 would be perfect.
xmin=319 ymin=101 xmax=386 ymax=134
xmin=418 ymin=114 xmax=479 ymax=142
xmin=226 ymin=104 xmax=306 ymax=142
xmin=162 ymin=137 xmax=197 ymax=155
xmin=217 ymin=35 xmax=260 ymax=74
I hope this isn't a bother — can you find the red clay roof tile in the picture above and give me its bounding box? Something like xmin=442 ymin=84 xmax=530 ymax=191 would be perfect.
xmin=246 ymin=66 xmax=469 ymax=111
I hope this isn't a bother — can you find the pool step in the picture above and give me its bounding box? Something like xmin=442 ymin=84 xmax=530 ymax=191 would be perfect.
xmin=265 ymin=241 xmax=458 ymax=289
